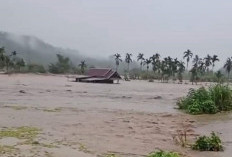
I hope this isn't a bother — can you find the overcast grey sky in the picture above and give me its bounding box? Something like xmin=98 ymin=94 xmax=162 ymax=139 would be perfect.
xmin=1 ymin=0 xmax=232 ymax=67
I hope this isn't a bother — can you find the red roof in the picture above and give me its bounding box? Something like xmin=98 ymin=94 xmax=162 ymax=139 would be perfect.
xmin=87 ymin=68 xmax=121 ymax=79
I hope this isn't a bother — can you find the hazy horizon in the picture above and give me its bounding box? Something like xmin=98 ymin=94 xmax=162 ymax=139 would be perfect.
xmin=1 ymin=0 xmax=232 ymax=69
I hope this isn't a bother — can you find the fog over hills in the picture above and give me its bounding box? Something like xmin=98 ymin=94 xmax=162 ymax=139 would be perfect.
xmin=0 ymin=32 xmax=139 ymax=72
xmin=0 ymin=32 xmax=112 ymax=68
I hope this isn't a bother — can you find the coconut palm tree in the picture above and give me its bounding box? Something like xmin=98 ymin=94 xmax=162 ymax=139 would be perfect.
xmin=224 ymin=57 xmax=232 ymax=80
xmin=150 ymin=53 xmax=161 ymax=73
xmin=144 ymin=58 xmax=152 ymax=73
xmin=9 ymin=51 xmax=17 ymax=57
xmin=160 ymin=60 xmax=167 ymax=82
xmin=198 ymin=60 xmax=206 ymax=75
xmin=160 ymin=57 xmax=173 ymax=81
xmin=150 ymin=53 xmax=161 ymax=61
xmin=155 ymin=59 xmax=162 ymax=79
xmin=192 ymin=55 xmax=200 ymax=67
xmin=79 ymin=60 xmax=87 ymax=74
xmin=190 ymin=64 xmax=198 ymax=85
xmin=171 ymin=58 xmax=179 ymax=79
xmin=177 ymin=61 xmax=185 ymax=83
xmin=114 ymin=53 xmax=122 ymax=72
xmin=0 ymin=47 xmax=5 ymax=67
xmin=167 ymin=56 xmax=173 ymax=76
xmin=137 ymin=53 xmax=144 ymax=71
xmin=125 ymin=53 xmax=132 ymax=72
xmin=204 ymin=54 xmax=212 ymax=72
xmin=212 ymin=55 xmax=220 ymax=71
xmin=183 ymin=49 xmax=193 ymax=70
xmin=173 ymin=58 xmax=180 ymax=69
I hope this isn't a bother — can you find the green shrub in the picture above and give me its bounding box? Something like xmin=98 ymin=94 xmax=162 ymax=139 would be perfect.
xmin=140 ymin=72 xmax=158 ymax=80
xmin=147 ymin=151 xmax=180 ymax=157
xmin=177 ymin=84 xmax=232 ymax=114
xmin=27 ymin=64 xmax=46 ymax=73
xmin=209 ymin=84 xmax=232 ymax=111
xmin=193 ymin=132 xmax=223 ymax=151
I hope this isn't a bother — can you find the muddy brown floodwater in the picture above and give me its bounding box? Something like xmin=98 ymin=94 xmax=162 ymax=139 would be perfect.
xmin=0 ymin=74 xmax=231 ymax=157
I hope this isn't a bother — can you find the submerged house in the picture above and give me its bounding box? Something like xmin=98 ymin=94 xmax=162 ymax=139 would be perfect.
xmin=76 ymin=68 xmax=121 ymax=84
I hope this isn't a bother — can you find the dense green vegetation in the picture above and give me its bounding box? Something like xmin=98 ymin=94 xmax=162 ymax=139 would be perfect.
xmin=0 ymin=47 xmax=86 ymax=74
xmin=48 ymin=54 xmax=71 ymax=74
xmin=26 ymin=64 xmax=46 ymax=73
xmin=114 ymin=51 xmax=232 ymax=83
xmin=147 ymin=151 xmax=180 ymax=157
xmin=178 ymin=84 xmax=232 ymax=114
xmin=193 ymin=132 xmax=223 ymax=151
xmin=0 ymin=47 xmax=25 ymax=73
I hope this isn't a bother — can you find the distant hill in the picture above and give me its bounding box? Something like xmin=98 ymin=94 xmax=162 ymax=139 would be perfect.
xmin=0 ymin=32 xmax=141 ymax=73
xmin=0 ymin=32 xmax=116 ymax=68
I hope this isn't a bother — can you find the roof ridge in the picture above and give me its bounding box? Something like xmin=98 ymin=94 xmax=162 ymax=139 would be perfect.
xmin=89 ymin=68 xmax=112 ymax=70
xmin=103 ymin=69 xmax=112 ymax=77
xmin=107 ymin=70 xmax=117 ymax=79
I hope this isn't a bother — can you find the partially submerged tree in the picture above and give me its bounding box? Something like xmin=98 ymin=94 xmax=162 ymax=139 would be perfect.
xmin=0 ymin=48 xmax=19 ymax=73
xmin=171 ymin=58 xmax=179 ymax=79
xmin=177 ymin=61 xmax=185 ymax=83
xmin=192 ymin=55 xmax=200 ymax=67
xmin=212 ymin=55 xmax=219 ymax=71
xmin=204 ymin=54 xmax=212 ymax=72
xmin=49 ymin=54 xmax=71 ymax=74
xmin=114 ymin=53 xmax=122 ymax=72
xmin=183 ymin=49 xmax=193 ymax=71
xmin=125 ymin=53 xmax=133 ymax=73
xmin=215 ymin=70 xmax=224 ymax=83
xmin=137 ymin=53 xmax=145 ymax=71
xmin=150 ymin=53 xmax=161 ymax=74
xmin=0 ymin=47 xmax=6 ymax=68
xmin=190 ymin=64 xmax=198 ymax=85
xmin=15 ymin=58 xmax=25 ymax=72
xmin=4 ymin=51 xmax=18 ymax=73
xmin=79 ymin=60 xmax=87 ymax=74
xmin=224 ymin=57 xmax=232 ymax=80
xmin=144 ymin=58 xmax=151 ymax=73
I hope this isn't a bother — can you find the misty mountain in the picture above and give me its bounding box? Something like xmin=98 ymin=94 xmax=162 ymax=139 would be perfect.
xmin=0 ymin=31 xmax=139 ymax=72
xmin=0 ymin=32 xmax=109 ymax=68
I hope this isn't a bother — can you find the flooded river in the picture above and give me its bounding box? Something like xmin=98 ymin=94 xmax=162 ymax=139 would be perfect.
xmin=0 ymin=74 xmax=231 ymax=157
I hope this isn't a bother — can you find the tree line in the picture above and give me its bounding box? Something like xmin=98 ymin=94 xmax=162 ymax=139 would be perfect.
xmin=1 ymin=46 xmax=232 ymax=83
xmin=0 ymin=47 xmax=87 ymax=74
xmin=113 ymin=50 xmax=232 ymax=83
xmin=0 ymin=47 xmax=25 ymax=73
xmin=48 ymin=54 xmax=87 ymax=74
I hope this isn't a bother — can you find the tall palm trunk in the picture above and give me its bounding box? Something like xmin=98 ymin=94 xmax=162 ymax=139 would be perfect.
xmin=116 ymin=64 xmax=118 ymax=72
xmin=212 ymin=64 xmax=215 ymax=72
xmin=127 ymin=63 xmax=130 ymax=74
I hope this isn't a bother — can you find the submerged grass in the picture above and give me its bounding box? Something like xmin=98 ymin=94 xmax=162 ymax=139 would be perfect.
xmin=0 ymin=127 xmax=40 ymax=140
xmin=0 ymin=145 xmax=18 ymax=154
xmin=104 ymin=154 xmax=119 ymax=157
xmin=43 ymin=108 xmax=62 ymax=112
xmin=177 ymin=84 xmax=232 ymax=114
xmin=78 ymin=143 xmax=93 ymax=154
xmin=147 ymin=151 xmax=180 ymax=157
xmin=2 ymin=105 xmax=28 ymax=110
